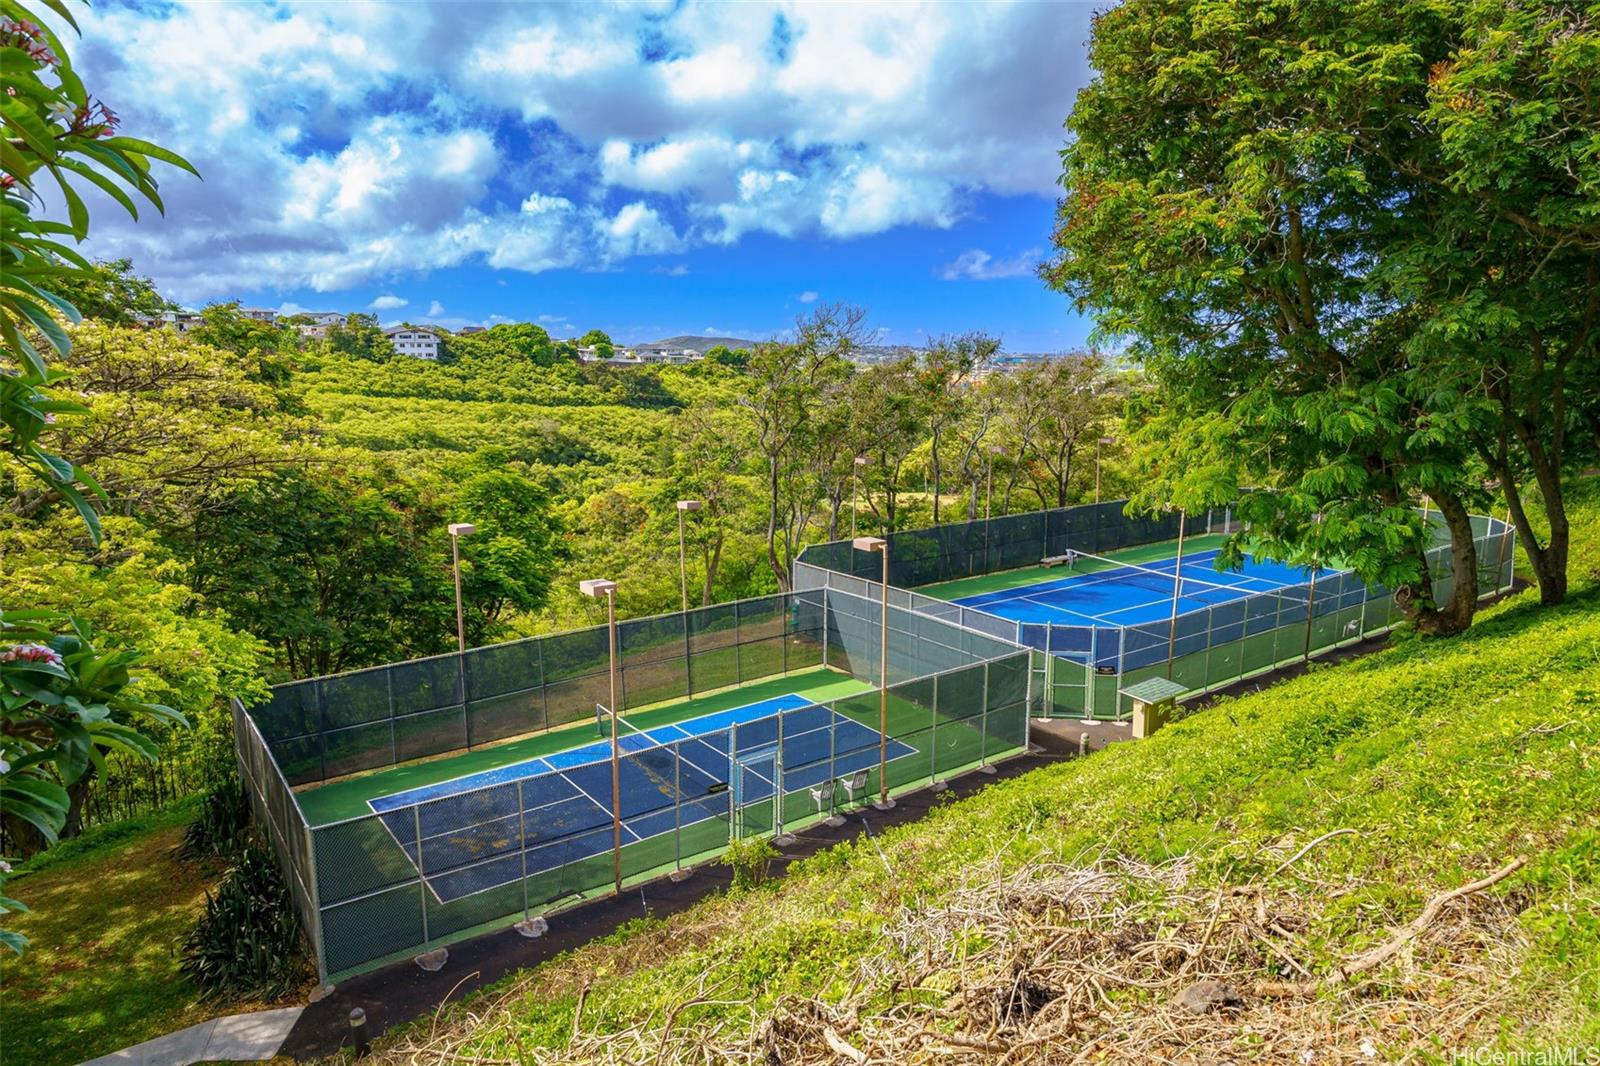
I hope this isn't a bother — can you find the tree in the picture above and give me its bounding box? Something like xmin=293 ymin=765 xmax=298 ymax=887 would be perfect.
xmin=848 ymin=356 xmax=926 ymax=533
xmin=43 ymin=258 xmax=171 ymax=325
xmin=664 ymin=402 xmax=757 ymax=604
xmin=1013 ymin=356 xmax=1120 ymax=510
xmin=1043 ymin=0 xmax=1490 ymax=634
xmin=4 ymin=321 xmax=309 ymax=527
xmin=451 ymin=470 xmax=562 ymax=641
xmin=704 ymin=344 xmax=750 ymax=370
xmin=324 ymin=313 xmax=390 ymax=362
xmin=740 ymin=305 xmax=861 ymax=589
xmin=1390 ymin=3 xmax=1600 ymax=606
xmin=450 ymin=323 xmax=557 ymax=366
xmin=917 ymin=334 xmax=997 ymax=523
xmin=1 ymin=0 xmax=197 ymax=543
xmin=180 ymin=470 xmax=453 ymax=678
xmin=578 ymin=328 xmax=615 ymax=360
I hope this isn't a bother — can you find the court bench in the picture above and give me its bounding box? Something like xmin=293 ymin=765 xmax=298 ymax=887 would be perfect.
xmin=1041 ymin=554 xmax=1075 ymax=568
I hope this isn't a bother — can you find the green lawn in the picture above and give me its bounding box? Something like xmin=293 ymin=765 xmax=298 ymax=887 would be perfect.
xmin=298 ymin=665 xmax=873 ymax=825
xmin=0 ymin=801 xmax=308 ymax=1066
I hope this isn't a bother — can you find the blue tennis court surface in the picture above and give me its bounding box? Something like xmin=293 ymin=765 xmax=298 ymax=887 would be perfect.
xmin=370 ymin=693 xmax=916 ymax=903
xmin=954 ymin=548 xmax=1349 ymax=668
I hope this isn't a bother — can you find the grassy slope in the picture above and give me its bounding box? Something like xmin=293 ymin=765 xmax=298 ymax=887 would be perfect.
xmin=0 ymin=801 xmax=306 ymax=1066
xmin=363 ymin=480 xmax=1600 ymax=1061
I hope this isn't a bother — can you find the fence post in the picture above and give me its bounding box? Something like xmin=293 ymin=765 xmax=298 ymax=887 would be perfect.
xmin=670 ymin=741 xmax=690 ymax=880
xmin=929 ymin=672 xmax=941 ymax=789
xmin=413 ymin=804 xmax=431 ymax=955
xmin=1303 ymin=568 xmax=1320 ymax=662
xmin=461 ymin=650 xmax=474 ymax=752
xmin=821 ymin=587 xmax=831 ymax=670
xmin=773 ymin=709 xmax=794 ymax=845
xmin=1115 ymin=626 xmax=1127 ymax=721
xmin=306 ymin=822 xmax=328 ymax=987
xmin=536 ymin=637 xmax=548 ymax=734
xmin=388 ymin=668 xmax=398 ymax=767
xmin=978 ymin=659 xmax=995 ymax=774
xmin=517 ymin=779 xmax=529 ymax=922
xmin=684 ymin=607 xmax=694 ymax=698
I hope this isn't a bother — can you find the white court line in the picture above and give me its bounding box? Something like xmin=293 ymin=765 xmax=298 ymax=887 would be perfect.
xmin=380 ymin=711 xmax=936 ymax=906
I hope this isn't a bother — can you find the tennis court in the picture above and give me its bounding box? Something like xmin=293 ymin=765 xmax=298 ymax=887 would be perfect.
xmin=949 ymin=547 xmax=1338 ymax=668
xmin=367 ymin=692 xmax=917 ymax=904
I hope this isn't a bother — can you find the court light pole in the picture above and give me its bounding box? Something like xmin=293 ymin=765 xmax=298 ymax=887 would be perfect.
xmin=1095 ymin=437 xmax=1114 ymax=504
xmin=448 ymin=523 xmax=476 ymax=653
xmin=851 ymin=456 xmax=867 ymax=539
xmin=675 ymin=500 xmax=703 ymax=612
xmin=853 ymin=536 xmax=894 ymax=810
xmin=580 ymin=578 xmax=623 ymax=894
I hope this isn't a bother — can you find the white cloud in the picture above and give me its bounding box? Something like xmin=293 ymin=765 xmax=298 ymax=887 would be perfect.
xmin=54 ymin=1 xmax=1096 ymax=298
xmin=427 ymin=300 xmax=445 ymax=316
xmin=654 ymin=264 xmax=689 ymax=277
xmin=797 ymin=290 xmax=818 ymax=303
xmin=369 ymin=294 xmax=409 ymax=310
xmin=937 ymin=248 xmax=1041 ymax=282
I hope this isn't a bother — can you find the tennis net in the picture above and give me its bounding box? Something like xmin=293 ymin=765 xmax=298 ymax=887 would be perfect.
xmin=1063 ymin=548 xmax=1310 ymax=606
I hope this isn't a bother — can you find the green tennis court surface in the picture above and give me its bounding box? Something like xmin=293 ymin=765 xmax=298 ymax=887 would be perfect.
xmin=296 ymin=665 xmax=872 ymax=826
xmin=914 ymin=533 xmax=1231 ymax=601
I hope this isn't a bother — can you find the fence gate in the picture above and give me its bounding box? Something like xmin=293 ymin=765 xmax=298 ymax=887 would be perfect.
xmin=732 ymin=745 xmax=778 ymax=839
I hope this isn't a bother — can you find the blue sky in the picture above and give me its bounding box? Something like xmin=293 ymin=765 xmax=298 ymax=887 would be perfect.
xmin=60 ymin=1 xmax=1102 ymax=350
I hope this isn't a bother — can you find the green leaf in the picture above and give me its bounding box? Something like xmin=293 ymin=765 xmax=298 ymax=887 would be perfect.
xmin=99 ymin=137 xmax=200 ymax=178
xmin=12 ymin=295 xmax=73 ymax=358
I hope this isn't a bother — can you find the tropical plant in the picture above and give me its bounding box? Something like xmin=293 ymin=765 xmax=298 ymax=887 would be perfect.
xmin=179 ymin=776 xmax=251 ymax=861
xmin=0 ymin=609 xmax=186 ymax=856
xmin=180 ymin=838 xmax=304 ymax=1001
xmin=1 ymin=0 xmax=197 ymax=542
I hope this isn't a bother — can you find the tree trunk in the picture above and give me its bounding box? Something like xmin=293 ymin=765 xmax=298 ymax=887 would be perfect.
xmin=61 ymin=770 xmax=94 ymax=840
xmin=700 ymin=533 xmax=724 ymax=605
xmin=765 ymin=455 xmax=789 ymax=591
xmin=1498 ymin=468 xmax=1568 ymax=606
xmin=1405 ymin=491 xmax=1479 ymax=636
xmin=931 ymin=426 xmax=942 ymax=524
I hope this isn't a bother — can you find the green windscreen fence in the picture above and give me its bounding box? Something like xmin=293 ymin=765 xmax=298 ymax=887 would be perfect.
xmin=796 ymin=501 xmax=1518 ymax=721
xmin=235 ymin=588 xmax=1031 ymax=984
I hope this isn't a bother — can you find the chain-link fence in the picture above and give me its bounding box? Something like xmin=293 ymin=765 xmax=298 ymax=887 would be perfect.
xmin=235 ymin=587 xmax=1030 ymax=984
xmin=250 ymin=592 xmax=838 ymax=790
xmin=796 ymin=501 xmax=1519 ymax=721
xmin=797 ymin=500 xmax=1216 ymax=587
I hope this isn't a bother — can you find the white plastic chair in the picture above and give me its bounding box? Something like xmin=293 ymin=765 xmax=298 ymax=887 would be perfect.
xmin=811 ymin=780 xmax=843 ymax=827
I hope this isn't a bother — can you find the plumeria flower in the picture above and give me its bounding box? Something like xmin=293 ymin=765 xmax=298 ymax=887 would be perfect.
xmin=0 ymin=643 xmax=64 ymax=666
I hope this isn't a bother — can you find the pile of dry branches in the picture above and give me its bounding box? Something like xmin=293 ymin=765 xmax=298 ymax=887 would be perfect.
xmin=374 ymin=840 xmax=1529 ymax=1065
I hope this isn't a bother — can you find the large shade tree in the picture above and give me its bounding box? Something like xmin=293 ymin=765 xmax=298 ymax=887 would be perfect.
xmin=1043 ymin=0 xmax=1541 ymax=634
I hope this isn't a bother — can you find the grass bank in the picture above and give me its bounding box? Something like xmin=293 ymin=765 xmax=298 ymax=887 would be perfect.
xmin=0 ymin=800 xmax=304 ymax=1066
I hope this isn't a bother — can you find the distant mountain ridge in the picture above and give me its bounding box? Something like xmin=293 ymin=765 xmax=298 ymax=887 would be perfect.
xmin=631 ymin=334 xmax=759 ymax=352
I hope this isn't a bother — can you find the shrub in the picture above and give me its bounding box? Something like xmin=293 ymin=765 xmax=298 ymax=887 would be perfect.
xmin=724 ymin=836 xmax=779 ymax=891
xmin=180 ymin=840 xmax=304 ymax=1001
xmin=180 ymin=778 xmax=251 ymax=861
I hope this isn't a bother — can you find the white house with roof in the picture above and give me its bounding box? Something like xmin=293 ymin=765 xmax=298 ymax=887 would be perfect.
xmin=385 ymin=326 xmax=442 ymax=360
xmin=133 ymin=310 xmax=203 ymax=332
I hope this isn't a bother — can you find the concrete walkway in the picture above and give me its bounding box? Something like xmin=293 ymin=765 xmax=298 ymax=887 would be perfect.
xmin=80 ymin=1006 xmax=303 ymax=1066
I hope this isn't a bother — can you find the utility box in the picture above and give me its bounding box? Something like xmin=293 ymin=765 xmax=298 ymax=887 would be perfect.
xmin=1119 ymin=677 xmax=1187 ymax=739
